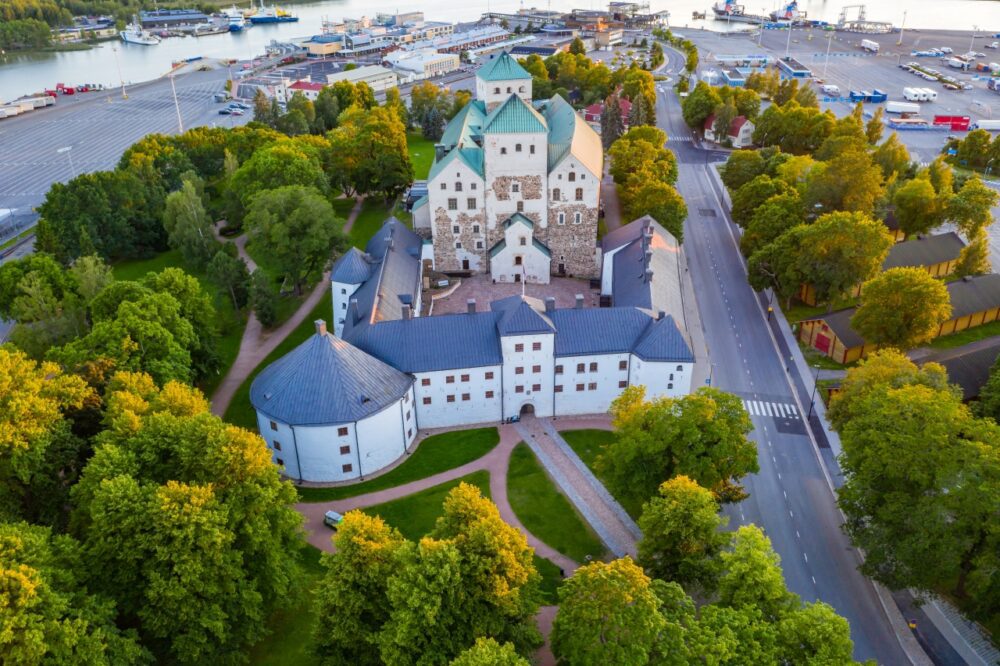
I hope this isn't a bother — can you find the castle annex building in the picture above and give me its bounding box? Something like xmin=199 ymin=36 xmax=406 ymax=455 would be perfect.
xmin=412 ymin=52 xmax=603 ymax=283
xmin=250 ymin=216 xmax=695 ymax=484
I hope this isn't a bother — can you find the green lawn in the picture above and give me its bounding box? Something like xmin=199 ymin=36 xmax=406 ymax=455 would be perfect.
xmin=348 ymin=197 xmax=398 ymax=249
xmin=112 ymin=247 xmax=247 ymax=397
xmin=408 ymin=132 xmax=436 ymax=180
xmin=331 ymin=196 xmax=357 ymax=220
xmin=223 ymin=288 xmax=331 ymax=430
xmin=247 ymin=544 xmax=325 ymax=666
xmin=561 ymin=429 xmax=643 ymax=519
xmin=363 ymin=470 xmax=492 ymax=541
xmin=928 ymin=319 xmax=1000 ymax=350
xmin=507 ymin=443 xmax=606 ymax=564
xmin=243 ymin=239 xmax=318 ymax=329
xmin=298 ymin=428 xmax=500 ymax=502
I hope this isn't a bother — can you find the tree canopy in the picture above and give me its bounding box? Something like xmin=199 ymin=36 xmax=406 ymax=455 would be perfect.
xmin=851 ymin=267 xmax=952 ymax=349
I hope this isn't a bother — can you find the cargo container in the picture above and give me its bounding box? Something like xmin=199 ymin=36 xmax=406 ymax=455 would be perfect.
xmin=972 ymin=119 xmax=1000 ymax=130
xmin=887 ymin=101 xmax=921 ymax=114
xmin=935 ymin=115 xmax=972 ymax=131
xmin=921 ymin=88 xmax=938 ymax=101
xmin=861 ymin=39 xmax=879 ymax=53
xmin=903 ymin=87 xmax=926 ymax=101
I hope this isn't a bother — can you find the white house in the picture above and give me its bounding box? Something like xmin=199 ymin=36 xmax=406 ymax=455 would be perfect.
xmin=384 ymin=48 xmax=461 ymax=82
xmin=412 ymin=51 xmax=603 ymax=282
xmin=251 ymin=216 xmax=695 ymax=483
xmin=703 ymin=114 xmax=754 ymax=148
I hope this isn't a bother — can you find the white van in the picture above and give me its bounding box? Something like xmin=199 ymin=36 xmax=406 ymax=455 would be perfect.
xmin=920 ymin=87 xmax=938 ymax=101
xmin=821 ymin=84 xmax=840 ymax=96
xmin=903 ymin=87 xmax=924 ymax=101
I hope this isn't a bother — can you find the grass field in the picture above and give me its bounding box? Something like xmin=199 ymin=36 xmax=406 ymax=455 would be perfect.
xmin=297 ymin=428 xmax=500 ymax=502
xmin=507 ymin=443 xmax=606 ymax=563
xmin=363 ymin=470 xmax=492 ymax=541
xmin=112 ymin=247 xmax=246 ymax=397
xmin=247 ymin=545 xmax=325 ymax=666
xmin=560 ymin=429 xmax=643 ymax=519
xmin=223 ymin=288 xmax=330 ymax=430
xmin=408 ymin=132 xmax=435 ymax=180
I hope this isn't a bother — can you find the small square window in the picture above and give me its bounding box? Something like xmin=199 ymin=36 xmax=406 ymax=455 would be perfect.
xmin=485 ymin=371 xmax=494 ymax=380
xmin=338 ymin=426 xmax=349 ymax=436
xmin=514 ymin=255 xmax=523 ymax=266
xmin=520 ymin=236 xmax=527 ymax=246
xmin=532 ymin=342 xmax=541 ymax=351
xmin=576 ymin=384 xmax=585 ymax=392
xmin=532 ymin=365 xmax=541 ymax=373
xmin=471 ymin=183 xmax=477 ymax=190
xmin=473 ymin=224 xmax=480 ymax=233
xmin=423 ymin=397 xmax=432 ymax=405
xmin=453 ymin=225 xmax=460 ymax=233
xmin=501 ymin=147 xmax=507 ymax=154
xmin=459 ymin=393 xmax=469 ymax=401
xmin=455 ymin=241 xmax=462 ymax=249
xmin=441 ymin=182 xmax=447 ymax=190
xmin=461 ymin=374 xmax=470 ymax=382
xmin=447 ymin=395 xmax=455 ymax=403
xmin=340 ymin=288 xmax=346 ymax=295
xmin=589 ymin=362 xmax=598 ymax=372
xmin=516 ymin=201 xmax=524 ymax=212
xmin=515 ymin=367 xmax=524 ymax=375
xmin=512 ymin=183 xmax=520 ymax=193
xmin=270 ymin=420 xmax=278 ymax=431
xmin=555 ymin=365 xmax=563 ymax=374
xmin=476 ymin=241 xmax=484 ymax=249
xmin=619 ymin=360 xmax=627 ymax=370
xmin=448 ymin=198 xmax=458 ymax=210
xmin=577 ymin=363 xmax=585 ymax=373
xmin=668 ymin=383 xmax=674 ymax=389
xmin=340 ymin=445 xmax=351 ymax=455
xmin=555 ymin=385 xmax=563 ymax=392
xmin=446 ymin=376 xmax=455 ymax=384
xmin=273 ymin=440 xmax=282 ymax=451
xmin=589 ymin=382 xmax=597 ymax=391
xmin=515 ymin=344 xmax=524 ymax=352
xmin=557 ymin=213 xmax=565 ymax=225
xmin=422 ymin=378 xmax=430 ymax=386
xmin=619 ymin=380 xmax=627 ymax=388
xmin=408 ymin=429 xmax=413 ymax=437
xmin=276 ymin=457 xmax=284 ymax=467
xmin=486 ymin=390 xmax=495 ymax=398
xmin=342 ymin=464 xmax=353 ymax=473
xmin=532 ymin=383 xmax=541 ymax=392
xmin=516 ymin=385 xmax=524 ymax=393
xmin=467 ymin=198 xmax=476 ymax=209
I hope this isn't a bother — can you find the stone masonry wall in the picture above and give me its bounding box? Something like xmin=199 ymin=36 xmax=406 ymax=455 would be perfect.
xmin=433 ymin=208 xmax=488 ymax=273
xmin=544 ymin=204 xmax=600 ymax=278
xmin=491 ymin=175 xmax=543 ymax=201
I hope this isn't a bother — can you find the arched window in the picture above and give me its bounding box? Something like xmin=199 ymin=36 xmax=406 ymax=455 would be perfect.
xmin=552 ymin=188 xmax=560 ymax=200
xmin=575 ymin=188 xmax=583 ymax=201
xmin=568 ymin=172 xmax=576 ymax=182
xmin=519 ymin=85 xmax=525 ymax=93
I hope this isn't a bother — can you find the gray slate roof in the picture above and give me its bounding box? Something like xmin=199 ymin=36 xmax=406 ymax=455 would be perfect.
xmin=608 ymin=216 xmax=684 ymax=320
xmin=922 ymin=339 xmax=1000 ymax=401
xmin=251 ymin=324 xmax=413 ymax=426
xmin=346 ymin=310 xmax=504 ymax=372
xmin=883 ymin=232 xmax=965 ymax=270
xmin=493 ymin=295 xmax=556 ymax=335
xmin=344 ymin=218 xmax=423 ymax=334
xmin=549 ymin=308 xmax=688 ymax=359
xmin=331 ymin=247 xmax=373 ymax=285
xmin=633 ymin=315 xmax=694 ymax=362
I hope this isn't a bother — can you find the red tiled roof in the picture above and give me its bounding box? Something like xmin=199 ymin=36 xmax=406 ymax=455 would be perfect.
xmin=289 ymin=81 xmax=325 ymax=91
xmin=703 ymin=113 xmax=716 ymax=131
xmin=729 ymin=116 xmax=749 ymax=135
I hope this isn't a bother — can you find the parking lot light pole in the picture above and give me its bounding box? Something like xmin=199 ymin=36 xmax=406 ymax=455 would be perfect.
xmin=824 ymin=32 xmax=833 ymax=77
xmin=785 ymin=21 xmax=793 ymax=57
xmin=57 ymin=146 xmax=75 ymax=178
xmin=970 ymin=25 xmax=978 ymax=54
xmin=897 ymin=10 xmax=906 ymax=46
xmin=758 ymin=10 xmax=765 ymax=47
xmin=169 ymin=74 xmax=183 ymax=134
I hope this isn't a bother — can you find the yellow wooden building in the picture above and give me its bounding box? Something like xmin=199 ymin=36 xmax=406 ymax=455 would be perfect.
xmin=799 ymin=273 xmax=1000 ymax=364
xmin=799 ymin=232 xmax=965 ymax=306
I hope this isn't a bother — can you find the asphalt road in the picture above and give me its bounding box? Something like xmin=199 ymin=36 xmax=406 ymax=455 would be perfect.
xmin=0 ymin=66 xmax=250 ymax=216
xmin=657 ymin=45 xmax=913 ymax=664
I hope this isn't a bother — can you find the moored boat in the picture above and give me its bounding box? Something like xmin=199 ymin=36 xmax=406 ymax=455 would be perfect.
xmin=120 ymin=16 xmax=161 ymax=45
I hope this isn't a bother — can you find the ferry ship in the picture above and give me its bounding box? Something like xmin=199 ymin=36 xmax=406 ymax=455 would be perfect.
xmin=712 ymin=0 xmax=769 ymax=24
xmin=224 ymin=6 xmax=247 ymax=32
xmin=248 ymin=0 xmax=299 ymax=24
xmin=120 ymin=16 xmax=161 ymax=45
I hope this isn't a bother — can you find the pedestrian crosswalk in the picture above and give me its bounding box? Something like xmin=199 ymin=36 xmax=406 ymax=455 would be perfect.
xmin=742 ymin=399 xmax=800 ymax=420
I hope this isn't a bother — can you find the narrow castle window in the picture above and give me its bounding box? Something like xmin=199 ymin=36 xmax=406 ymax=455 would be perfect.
xmin=519 ymin=236 xmax=527 ymax=246
xmin=501 ymin=147 xmax=507 ymax=155
xmin=558 ymin=213 xmax=565 ymax=225
xmin=529 ymin=144 xmax=535 ymax=154
xmin=574 ymin=212 xmax=582 ymax=224
xmin=575 ymin=188 xmax=583 ymax=201
xmin=517 ymin=201 xmax=524 ymax=212
xmin=516 ymin=143 xmax=522 ymax=152
xmin=552 ymin=188 xmax=560 ymax=200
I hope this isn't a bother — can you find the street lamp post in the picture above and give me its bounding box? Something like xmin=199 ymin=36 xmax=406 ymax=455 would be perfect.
xmin=897 ymin=10 xmax=907 ymax=46
xmin=970 ymin=25 xmax=978 ymax=54
xmin=111 ymin=44 xmax=127 ymax=99
xmin=169 ymin=73 xmax=183 ymax=133
xmin=758 ymin=9 xmax=765 ymax=47
xmin=807 ymin=364 xmax=820 ymax=419
xmin=785 ymin=20 xmax=793 ymax=58
xmin=57 ymin=146 xmax=75 ymax=178
xmin=824 ymin=31 xmax=833 ymax=77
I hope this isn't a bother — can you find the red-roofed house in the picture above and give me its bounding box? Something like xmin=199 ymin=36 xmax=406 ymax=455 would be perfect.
xmin=703 ymin=114 xmax=754 ymax=148
xmin=583 ymin=97 xmax=633 ymax=130
xmin=283 ymin=80 xmax=326 ymax=102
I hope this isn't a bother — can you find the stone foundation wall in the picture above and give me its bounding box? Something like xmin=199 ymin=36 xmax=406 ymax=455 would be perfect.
xmin=544 ymin=204 xmax=600 ymax=278
xmin=433 ymin=208 xmax=488 ymax=272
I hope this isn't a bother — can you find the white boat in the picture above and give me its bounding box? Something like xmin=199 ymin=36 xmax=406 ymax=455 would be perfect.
xmin=224 ymin=6 xmax=247 ymax=31
xmin=120 ymin=16 xmax=160 ymax=45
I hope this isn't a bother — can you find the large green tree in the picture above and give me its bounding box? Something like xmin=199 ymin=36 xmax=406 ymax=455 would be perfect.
xmin=163 ymin=180 xmax=217 ymax=269
xmin=947 ymin=175 xmax=999 ymax=238
xmin=681 ymin=81 xmax=721 ymax=131
xmin=637 ymin=476 xmax=728 ymax=593
xmin=794 ymin=212 xmax=892 ymax=305
xmin=599 ymin=386 xmax=757 ymax=508
xmin=226 ymin=141 xmax=328 ymax=224
xmin=243 ymin=185 xmax=345 ymax=296
xmin=0 ymin=521 xmax=149 ymax=664
xmin=739 ymin=192 xmax=803 ymax=259
xmin=731 ymin=175 xmax=790 ymax=227
xmin=851 ymin=267 xmax=952 ymax=350
xmin=70 ymin=373 xmax=303 ymax=664
xmin=328 ymin=106 xmax=413 ymax=199
xmin=720 ymin=150 xmax=766 ymax=193
xmin=450 ymin=638 xmax=530 ymax=666
xmin=892 ymin=174 xmax=945 ymax=236
xmin=551 ymin=558 xmax=667 ymax=666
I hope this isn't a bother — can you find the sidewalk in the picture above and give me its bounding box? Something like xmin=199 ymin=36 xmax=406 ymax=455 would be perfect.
xmin=515 ymin=416 xmax=640 ymax=558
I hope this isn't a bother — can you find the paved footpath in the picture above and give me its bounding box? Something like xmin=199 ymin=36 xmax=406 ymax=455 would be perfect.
xmin=515 ymin=416 xmax=641 ymax=558
xmin=208 ymin=198 xmax=364 ymax=417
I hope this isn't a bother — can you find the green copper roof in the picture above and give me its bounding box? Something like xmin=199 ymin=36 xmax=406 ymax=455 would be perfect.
xmin=428 ymin=146 xmax=484 ymax=181
xmin=440 ymin=100 xmax=486 ymax=148
xmin=503 ymin=213 xmax=535 ymax=229
xmin=483 ymin=95 xmax=547 ymax=135
xmin=477 ymin=52 xmax=531 ymax=82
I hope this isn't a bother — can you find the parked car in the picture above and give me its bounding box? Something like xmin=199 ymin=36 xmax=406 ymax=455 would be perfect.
xmin=943 ymin=83 xmax=960 ymax=90
xmin=940 ymin=46 xmax=954 ymax=54
xmin=962 ymin=82 xmax=974 ymax=90
xmin=323 ymin=510 xmax=344 ymax=530
xmin=230 ymin=109 xmax=245 ymax=116
xmin=233 ymin=102 xmax=251 ymax=110
xmin=218 ymin=108 xmax=232 ymax=115
xmin=988 ymin=42 xmax=1000 ymax=49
